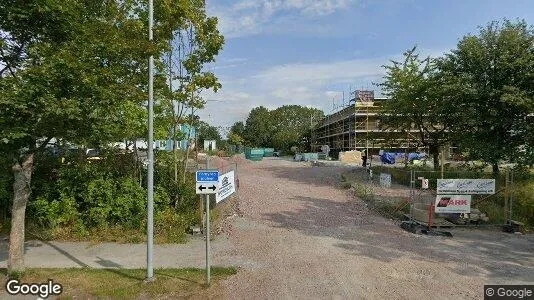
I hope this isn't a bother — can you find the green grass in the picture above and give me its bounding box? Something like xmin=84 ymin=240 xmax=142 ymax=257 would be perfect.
xmin=0 ymin=267 xmax=238 ymax=299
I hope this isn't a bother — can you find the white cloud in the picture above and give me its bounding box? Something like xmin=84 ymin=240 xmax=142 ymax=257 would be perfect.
xmin=207 ymin=0 xmax=357 ymax=38
xmin=200 ymin=55 xmax=389 ymax=127
xmin=199 ymin=47 xmax=449 ymax=128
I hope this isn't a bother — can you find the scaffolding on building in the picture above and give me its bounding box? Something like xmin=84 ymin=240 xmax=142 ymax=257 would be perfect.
xmin=312 ymin=89 xmax=421 ymax=158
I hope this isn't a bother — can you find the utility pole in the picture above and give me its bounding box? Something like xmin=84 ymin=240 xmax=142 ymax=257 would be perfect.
xmin=146 ymin=0 xmax=155 ymax=281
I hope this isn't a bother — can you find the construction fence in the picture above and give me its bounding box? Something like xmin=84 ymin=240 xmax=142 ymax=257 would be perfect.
xmin=369 ymin=167 xmax=522 ymax=229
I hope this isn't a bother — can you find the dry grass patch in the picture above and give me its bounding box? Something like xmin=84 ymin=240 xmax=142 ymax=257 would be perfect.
xmin=0 ymin=267 xmax=237 ymax=299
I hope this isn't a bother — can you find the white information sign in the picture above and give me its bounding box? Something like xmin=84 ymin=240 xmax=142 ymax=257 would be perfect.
xmin=216 ymin=171 xmax=236 ymax=203
xmin=196 ymin=182 xmax=219 ymax=194
xmin=437 ymin=179 xmax=495 ymax=194
xmin=435 ymin=195 xmax=472 ymax=213
xmin=379 ymin=173 xmax=391 ymax=188
xmin=422 ymin=178 xmax=429 ymax=189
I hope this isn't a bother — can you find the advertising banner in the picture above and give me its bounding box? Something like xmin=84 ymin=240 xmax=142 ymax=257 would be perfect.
xmin=435 ymin=195 xmax=471 ymax=213
xmin=216 ymin=170 xmax=236 ymax=203
xmin=380 ymin=173 xmax=391 ymax=188
xmin=437 ymin=179 xmax=495 ymax=194
xmin=355 ymin=90 xmax=374 ymax=107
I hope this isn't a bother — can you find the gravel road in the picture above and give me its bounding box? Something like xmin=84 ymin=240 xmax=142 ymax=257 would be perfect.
xmin=208 ymin=156 xmax=534 ymax=299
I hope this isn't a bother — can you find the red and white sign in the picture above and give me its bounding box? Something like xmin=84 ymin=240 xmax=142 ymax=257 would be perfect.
xmin=434 ymin=195 xmax=471 ymax=213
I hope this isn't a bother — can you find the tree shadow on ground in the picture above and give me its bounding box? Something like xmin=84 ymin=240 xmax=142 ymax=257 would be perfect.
xmin=262 ymin=195 xmax=534 ymax=282
xmin=0 ymin=240 xmax=43 ymax=264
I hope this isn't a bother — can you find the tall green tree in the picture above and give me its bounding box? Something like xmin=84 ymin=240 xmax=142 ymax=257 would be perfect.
xmin=378 ymin=47 xmax=451 ymax=170
xmin=0 ymin=0 xmax=213 ymax=273
xmin=439 ymin=20 xmax=534 ymax=172
xmin=241 ymin=105 xmax=323 ymax=151
xmin=269 ymin=105 xmax=323 ymax=151
xmin=229 ymin=121 xmax=245 ymax=138
xmin=243 ymin=106 xmax=273 ymax=147
xmin=197 ymin=121 xmax=222 ymax=145
xmin=158 ymin=4 xmax=224 ymax=183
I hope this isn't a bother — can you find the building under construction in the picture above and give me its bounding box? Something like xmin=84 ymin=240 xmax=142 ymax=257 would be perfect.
xmin=311 ymin=90 xmax=422 ymax=159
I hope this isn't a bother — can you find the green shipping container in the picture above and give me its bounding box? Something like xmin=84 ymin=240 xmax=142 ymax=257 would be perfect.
xmin=245 ymin=148 xmax=264 ymax=160
xmin=263 ymin=148 xmax=275 ymax=157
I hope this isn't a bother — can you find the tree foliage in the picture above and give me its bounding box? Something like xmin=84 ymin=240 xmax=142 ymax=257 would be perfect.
xmin=439 ymin=20 xmax=534 ymax=171
xmin=378 ymin=47 xmax=451 ymax=170
xmin=197 ymin=120 xmax=221 ymax=144
xmin=243 ymin=106 xmax=273 ymax=147
xmin=229 ymin=121 xmax=245 ymax=138
xmin=0 ymin=0 xmax=223 ymax=272
xmin=240 ymin=105 xmax=324 ymax=151
xmin=379 ymin=20 xmax=534 ymax=172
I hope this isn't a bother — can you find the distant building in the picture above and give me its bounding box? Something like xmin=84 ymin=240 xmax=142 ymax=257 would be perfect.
xmin=203 ymin=140 xmax=216 ymax=151
xmin=156 ymin=124 xmax=196 ymax=151
xmin=312 ymin=90 xmax=449 ymax=159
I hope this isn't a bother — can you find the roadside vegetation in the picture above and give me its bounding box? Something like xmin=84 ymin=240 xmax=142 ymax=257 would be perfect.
xmin=0 ymin=0 xmax=224 ymax=274
xmin=1 ymin=267 xmax=237 ymax=299
xmin=368 ymin=19 xmax=534 ymax=228
xmin=367 ymin=164 xmax=534 ymax=228
xmin=379 ymin=20 xmax=533 ymax=174
xmin=226 ymin=105 xmax=324 ymax=154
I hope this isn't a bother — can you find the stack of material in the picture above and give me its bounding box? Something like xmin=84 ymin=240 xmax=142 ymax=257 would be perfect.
xmin=302 ymin=153 xmax=319 ymax=161
xmin=339 ymin=150 xmax=363 ymax=165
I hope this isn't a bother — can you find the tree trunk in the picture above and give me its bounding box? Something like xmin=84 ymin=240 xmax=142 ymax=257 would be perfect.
xmin=8 ymin=153 xmax=34 ymax=274
xmin=133 ymin=141 xmax=141 ymax=186
xmin=428 ymin=143 xmax=439 ymax=171
xmin=492 ymin=162 xmax=499 ymax=175
xmin=433 ymin=152 xmax=440 ymax=171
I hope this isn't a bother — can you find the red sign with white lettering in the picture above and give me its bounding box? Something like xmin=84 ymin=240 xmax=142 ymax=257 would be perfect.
xmin=435 ymin=195 xmax=471 ymax=213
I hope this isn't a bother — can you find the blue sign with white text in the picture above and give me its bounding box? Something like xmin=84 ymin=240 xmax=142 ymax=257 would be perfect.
xmin=196 ymin=170 xmax=219 ymax=182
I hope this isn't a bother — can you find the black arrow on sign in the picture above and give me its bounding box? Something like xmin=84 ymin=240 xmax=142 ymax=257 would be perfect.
xmin=208 ymin=185 xmax=216 ymax=191
xmin=199 ymin=185 xmax=206 ymax=191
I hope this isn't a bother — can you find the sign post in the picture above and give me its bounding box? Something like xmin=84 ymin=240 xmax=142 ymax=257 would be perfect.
xmin=196 ymin=167 xmax=219 ymax=286
xmin=205 ymin=193 xmax=210 ymax=285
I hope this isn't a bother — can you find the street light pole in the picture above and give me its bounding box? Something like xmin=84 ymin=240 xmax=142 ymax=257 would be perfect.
xmin=146 ymin=0 xmax=155 ymax=281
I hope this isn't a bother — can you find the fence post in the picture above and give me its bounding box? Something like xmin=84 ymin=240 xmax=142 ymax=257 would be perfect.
xmin=509 ymin=170 xmax=514 ymax=222
xmin=428 ymin=201 xmax=434 ymax=229
xmin=504 ymin=169 xmax=509 ymax=224
xmin=409 ymin=169 xmax=414 ymax=223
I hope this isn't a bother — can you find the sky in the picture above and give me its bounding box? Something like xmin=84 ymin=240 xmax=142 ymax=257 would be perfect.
xmin=199 ymin=0 xmax=534 ymax=131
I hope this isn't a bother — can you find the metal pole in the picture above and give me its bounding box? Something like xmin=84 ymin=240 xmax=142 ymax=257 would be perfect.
xmin=205 ymin=157 xmax=211 ymax=285
xmin=205 ymin=194 xmax=211 ymax=286
xmin=504 ymin=169 xmax=509 ymax=224
xmin=510 ymin=170 xmax=514 ymax=222
xmin=409 ymin=170 xmax=414 ymax=223
xmin=146 ymin=0 xmax=154 ymax=281
xmin=440 ymin=148 xmax=444 ymax=179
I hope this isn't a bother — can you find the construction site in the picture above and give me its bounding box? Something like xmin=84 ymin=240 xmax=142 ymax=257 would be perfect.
xmin=311 ymin=90 xmax=434 ymax=160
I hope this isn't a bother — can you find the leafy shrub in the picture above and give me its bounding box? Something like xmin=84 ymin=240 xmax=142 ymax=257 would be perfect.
xmin=24 ymin=149 xmax=201 ymax=242
xmin=514 ymin=180 xmax=534 ymax=227
xmin=155 ymin=208 xmax=197 ymax=243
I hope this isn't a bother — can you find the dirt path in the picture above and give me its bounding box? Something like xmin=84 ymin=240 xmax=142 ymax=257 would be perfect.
xmin=210 ymin=157 xmax=534 ymax=299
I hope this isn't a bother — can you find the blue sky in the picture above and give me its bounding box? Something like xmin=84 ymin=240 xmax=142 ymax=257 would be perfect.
xmin=200 ymin=0 xmax=534 ymax=130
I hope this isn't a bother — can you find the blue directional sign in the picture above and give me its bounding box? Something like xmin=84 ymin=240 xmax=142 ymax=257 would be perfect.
xmin=196 ymin=170 xmax=219 ymax=183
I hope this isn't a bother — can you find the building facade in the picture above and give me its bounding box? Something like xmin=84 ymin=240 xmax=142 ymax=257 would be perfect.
xmin=312 ymin=91 xmax=423 ymax=158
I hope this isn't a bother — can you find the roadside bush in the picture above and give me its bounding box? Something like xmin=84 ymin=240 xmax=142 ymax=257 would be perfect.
xmin=155 ymin=208 xmax=197 ymax=243
xmin=24 ymin=149 xmax=201 ymax=242
xmin=514 ymin=180 xmax=534 ymax=227
xmin=0 ymin=157 xmax=13 ymax=222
